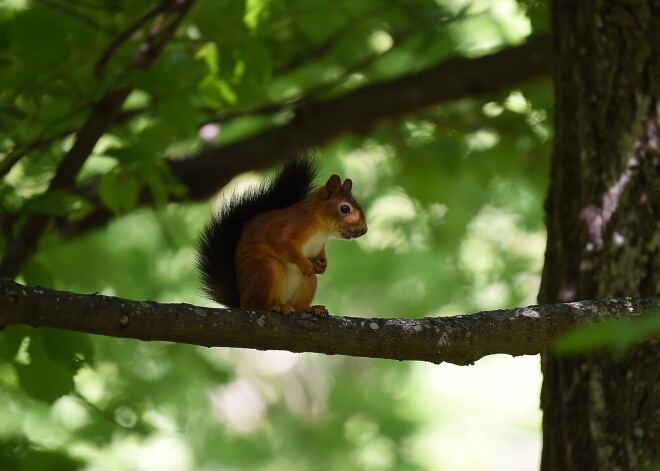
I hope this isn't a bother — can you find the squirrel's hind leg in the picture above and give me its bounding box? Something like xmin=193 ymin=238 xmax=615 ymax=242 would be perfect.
xmin=292 ymin=275 xmax=328 ymax=316
xmin=238 ymin=257 xmax=293 ymax=313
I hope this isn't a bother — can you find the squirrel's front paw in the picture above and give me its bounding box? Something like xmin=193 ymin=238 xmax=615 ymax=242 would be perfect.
xmin=298 ymin=260 xmax=316 ymax=277
xmin=309 ymin=256 xmax=327 ymax=274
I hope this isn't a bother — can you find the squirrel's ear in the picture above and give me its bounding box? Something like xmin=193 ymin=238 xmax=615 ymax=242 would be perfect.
xmin=341 ymin=178 xmax=352 ymax=192
xmin=322 ymin=174 xmax=341 ymax=200
xmin=325 ymin=174 xmax=342 ymax=194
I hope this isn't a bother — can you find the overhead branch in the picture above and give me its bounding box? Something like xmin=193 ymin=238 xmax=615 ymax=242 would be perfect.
xmin=168 ymin=34 xmax=552 ymax=200
xmin=0 ymin=88 xmax=133 ymax=279
xmin=0 ymin=0 xmax=197 ymax=280
xmin=59 ymin=34 xmax=552 ymax=240
xmin=1 ymin=279 xmax=657 ymax=365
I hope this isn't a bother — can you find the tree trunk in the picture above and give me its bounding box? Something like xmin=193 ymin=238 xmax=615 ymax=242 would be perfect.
xmin=539 ymin=1 xmax=660 ymax=470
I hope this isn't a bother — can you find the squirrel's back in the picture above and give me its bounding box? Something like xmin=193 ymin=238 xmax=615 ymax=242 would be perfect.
xmin=196 ymin=156 xmax=318 ymax=307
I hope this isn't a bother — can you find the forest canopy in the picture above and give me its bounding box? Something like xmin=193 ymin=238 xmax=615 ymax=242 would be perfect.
xmin=0 ymin=1 xmax=557 ymax=470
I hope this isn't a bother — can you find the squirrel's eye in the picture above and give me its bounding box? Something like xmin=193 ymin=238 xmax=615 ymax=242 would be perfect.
xmin=340 ymin=204 xmax=351 ymax=214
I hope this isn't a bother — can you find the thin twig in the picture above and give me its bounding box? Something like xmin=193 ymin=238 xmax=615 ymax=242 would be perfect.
xmin=95 ymin=0 xmax=174 ymax=77
xmin=0 ymin=106 xmax=150 ymax=179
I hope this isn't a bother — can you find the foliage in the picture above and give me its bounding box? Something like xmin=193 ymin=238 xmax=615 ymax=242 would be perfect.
xmin=1 ymin=0 xmax=553 ymax=469
xmin=554 ymin=310 xmax=660 ymax=356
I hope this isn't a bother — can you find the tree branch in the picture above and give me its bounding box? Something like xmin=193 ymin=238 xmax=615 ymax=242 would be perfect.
xmin=168 ymin=34 xmax=552 ymax=200
xmin=58 ymin=34 xmax=552 ymax=240
xmin=0 ymin=88 xmax=133 ymax=279
xmin=1 ymin=279 xmax=657 ymax=365
xmin=95 ymin=2 xmax=165 ymax=77
xmin=0 ymin=0 xmax=197 ymax=280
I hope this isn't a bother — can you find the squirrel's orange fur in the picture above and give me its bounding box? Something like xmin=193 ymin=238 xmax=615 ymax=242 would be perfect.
xmin=196 ymin=157 xmax=367 ymax=316
xmin=235 ymin=174 xmax=367 ymax=315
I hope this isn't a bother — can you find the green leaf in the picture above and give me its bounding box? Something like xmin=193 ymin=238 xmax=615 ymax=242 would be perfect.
xmin=240 ymin=41 xmax=272 ymax=81
xmin=14 ymin=331 xmax=76 ymax=403
xmin=110 ymin=145 xmax=157 ymax=174
xmin=18 ymin=449 xmax=83 ymax=471
xmin=145 ymin=174 xmax=169 ymax=207
xmin=553 ymin=320 xmax=621 ymax=354
xmin=156 ymin=97 xmax=198 ymax=137
xmin=199 ymin=75 xmax=237 ymax=108
xmin=42 ymin=328 xmax=95 ymax=370
xmin=99 ymin=170 xmax=141 ymax=214
xmin=244 ymin=0 xmax=269 ymax=31
xmin=0 ymin=325 xmax=31 ymax=362
xmin=22 ymin=190 xmax=89 ymax=215
xmin=22 ymin=257 xmax=55 ymax=288
xmin=38 ymin=96 xmax=75 ymax=122
xmin=0 ymin=437 xmax=82 ymax=471
xmin=8 ymin=9 xmax=69 ymax=66
xmin=137 ymin=121 xmax=179 ymax=153
xmin=554 ymin=310 xmax=660 ymax=355
xmin=195 ymin=42 xmax=219 ymax=73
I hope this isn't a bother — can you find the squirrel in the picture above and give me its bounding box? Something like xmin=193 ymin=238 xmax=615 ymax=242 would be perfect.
xmin=196 ymin=156 xmax=368 ymax=315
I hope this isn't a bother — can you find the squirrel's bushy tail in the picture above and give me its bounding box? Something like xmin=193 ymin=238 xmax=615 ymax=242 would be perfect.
xmin=196 ymin=156 xmax=318 ymax=307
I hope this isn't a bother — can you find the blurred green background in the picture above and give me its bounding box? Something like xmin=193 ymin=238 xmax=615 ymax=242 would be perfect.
xmin=1 ymin=0 xmax=551 ymax=469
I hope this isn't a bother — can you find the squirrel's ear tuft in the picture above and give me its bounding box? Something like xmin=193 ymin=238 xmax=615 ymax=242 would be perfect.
xmin=341 ymin=178 xmax=352 ymax=192
xmin=325 ymin=174 xmax=341 ymax=193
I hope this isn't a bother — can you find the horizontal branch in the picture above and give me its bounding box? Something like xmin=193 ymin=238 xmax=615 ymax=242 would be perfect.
xmin=58 ymin=34 xmax=552 ymax=240
xmin=1 ymin=279 xmax=658 ymax=365
xmin=168 ymin=34 xmax=552 ymax=200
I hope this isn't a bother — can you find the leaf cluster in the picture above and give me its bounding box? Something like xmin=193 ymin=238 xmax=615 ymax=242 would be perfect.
xmin=0 ymin=0 xmax=563 ymax=469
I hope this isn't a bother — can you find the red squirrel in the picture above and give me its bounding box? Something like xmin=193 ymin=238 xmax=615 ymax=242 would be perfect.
xmin=196 ymin=156 xmax=368 ymax=315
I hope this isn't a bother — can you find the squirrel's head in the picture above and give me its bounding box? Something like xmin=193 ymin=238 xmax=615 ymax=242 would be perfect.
xmin=317 ymin=174 xmax=368 ymax=240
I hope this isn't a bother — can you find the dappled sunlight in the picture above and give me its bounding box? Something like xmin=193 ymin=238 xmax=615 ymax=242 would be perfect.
xmin=0 ymin=0 xmax=554 ymax=468
xmin=458 ymin=204 xmax=545 ymax=310
xmin=404 ymin=355 xmax=542 ymax=471
xmin=473 ymin=281 xmax=511 ymax=308
xmin=505 ymin=90 xmax=531 ymax=114
xmin=52 ymin=396 xmax=91 ymax=431
xmin=133 ymin=436 xmax=194 ymax=471
xmin=210 ymin=378 xmax=267 ymax=435
xmin=339 ymin=143 xmax=397 ymax=198
xmin=347 ymin=424 xmax=398 ymax=471
xmin=81 ymin=434 xmax=194 ymax=471
xmin=206 ymin=349 xmax=332 ymax=436
xmin=75 ymin=364 xmax=117 ymax=405
xmin=11 ymin=143 xmax=548 ymax=466
xmin=114 ymin=406 xmax=139 ymax=429
xmin=368 ymin=30 xmax=394 ymax=54
xmin=465 ymin=128 xmax=500 ymax=151
xmin=446 ymin=0 xmax=531 ymax=55
xmin=403 ymin=121 xmax=437 ymax=147
xmin=22 ymin=403 xmax=69 ymax=449
xmin=359 ymin=189 xmax=422 ymax=253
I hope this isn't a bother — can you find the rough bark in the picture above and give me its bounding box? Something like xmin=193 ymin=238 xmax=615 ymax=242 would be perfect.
xmin=540 ymin=1 xmax=660 ymax=469
xmin=0 ymin=279 xmax=658 ymax=366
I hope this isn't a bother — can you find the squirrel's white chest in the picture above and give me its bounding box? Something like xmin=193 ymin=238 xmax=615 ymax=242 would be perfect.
xmin=281 ymin=231 xmax=331 ymax=303
xmin=283 ymin=264 xmax=303 ymax=303
xmin=301 ymin=231 xmax=332 ymax=257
